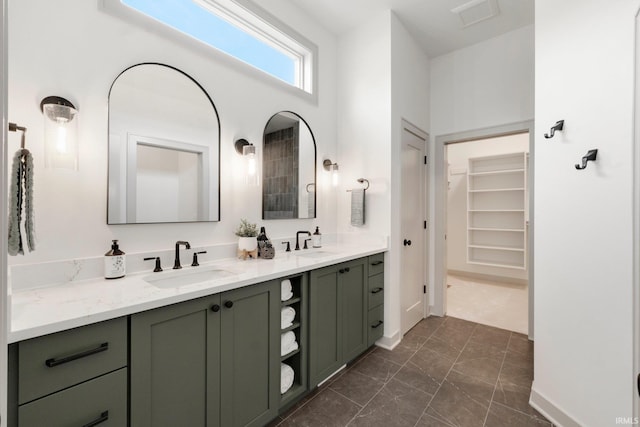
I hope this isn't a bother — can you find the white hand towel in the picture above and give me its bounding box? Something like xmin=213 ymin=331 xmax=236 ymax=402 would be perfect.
xmin=281 ymin=279 xmax=293 ymax=301
xmin=281 ymin=331 xmax=299 ymax=356
xmin=281 ymin=363 xmax=295 ymax=394
xmin=350 ymin=189 xmax=365 ymax=226
xmin=281 ymin=306 xmax=296 ymax=329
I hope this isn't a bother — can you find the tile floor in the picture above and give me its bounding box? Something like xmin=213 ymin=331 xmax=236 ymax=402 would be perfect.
xmin=271 ymin=316 xmax=551 ymax=427
xmin=446 ymin=275 xmax=528 ymax=335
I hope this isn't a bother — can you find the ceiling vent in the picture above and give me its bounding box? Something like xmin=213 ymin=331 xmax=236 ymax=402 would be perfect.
xmin=451 ymin=0 xmax=500 ymax=28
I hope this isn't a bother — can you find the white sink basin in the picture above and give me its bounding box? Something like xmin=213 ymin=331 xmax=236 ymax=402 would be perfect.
xmin=294 ymin=250 xmax=333 ymax=259
xmin=144 ymin=266 xmax=235 ymax=288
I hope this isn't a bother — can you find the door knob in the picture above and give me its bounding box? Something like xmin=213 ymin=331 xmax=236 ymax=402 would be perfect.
xmin=403 ymin=239 xmax=412 ymax=246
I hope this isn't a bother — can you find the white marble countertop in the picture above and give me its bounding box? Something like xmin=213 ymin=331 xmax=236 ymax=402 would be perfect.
xmin=9 ymin=241 xmax=387 ymax=343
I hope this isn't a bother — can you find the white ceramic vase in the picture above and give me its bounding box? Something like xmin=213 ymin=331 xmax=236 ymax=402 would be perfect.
xmin=238 ymin=236 xmax=257 ymax=252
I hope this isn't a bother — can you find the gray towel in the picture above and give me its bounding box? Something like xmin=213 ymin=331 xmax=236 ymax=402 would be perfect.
xmin=350 ymin=189 xmax=365 ymax=226
xmin=8 ymin=148 xmax=35 ymax=255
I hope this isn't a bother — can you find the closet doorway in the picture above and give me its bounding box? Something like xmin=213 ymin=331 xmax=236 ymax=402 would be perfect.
xmin=433 ymin=121 xmax=534 ymax=338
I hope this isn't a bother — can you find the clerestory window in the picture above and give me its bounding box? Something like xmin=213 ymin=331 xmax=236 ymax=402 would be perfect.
xmin=104 ymin=0 xmax=316 ymax=95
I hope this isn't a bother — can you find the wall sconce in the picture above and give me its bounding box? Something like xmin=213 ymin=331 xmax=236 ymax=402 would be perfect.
xmin=235 ymin=138 xmax=259 ymax=186
xmin=40 ymin=96 xmax=78 ymax=170
xmin=323 ymin=159 xmax=339 ymax=187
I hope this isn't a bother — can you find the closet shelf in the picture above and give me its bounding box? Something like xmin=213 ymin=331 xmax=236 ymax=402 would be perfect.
xmin=468 ymin=209 xmax=525 ymax=213
xmin=468 ymin=168 xmax=525 ymax=176
xmin=281 ymin=348 xmax=300 ymax=361
xmin=468 ymin=188 xmax=525 ymax=193
xmin=468 ymin=260 xmax=526 ymax=270
xmin=281 ymin=297 xmax=301 ymax=307
xmin=468 ymin=227 xmax=525 ymax=232
xmin=468 ymin=244 xmax=525 ymax=252
xmin=281 ymin=323 xmax=300 ymax=333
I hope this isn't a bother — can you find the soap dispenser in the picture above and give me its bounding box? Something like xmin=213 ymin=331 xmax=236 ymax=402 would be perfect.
xmin=105 ymin=240 xmax=126 ymax=279
xmin=312 ymin=226 xmax=322 ymax=248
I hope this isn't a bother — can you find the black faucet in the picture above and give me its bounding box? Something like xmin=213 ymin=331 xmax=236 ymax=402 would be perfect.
xmin=173 ymin=241 xmax=191 ymax=269
xmin=295 ymin=231 xmax=311 ymax=250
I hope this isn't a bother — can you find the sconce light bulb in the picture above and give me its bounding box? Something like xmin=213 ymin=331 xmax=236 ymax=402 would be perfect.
xmin=247 ymin=155 xmax=256 ymax=176
xmin=56 ymin=122 xmax=67 ymax=154
xmin=331 ymin=165 xmax=339 ymax=187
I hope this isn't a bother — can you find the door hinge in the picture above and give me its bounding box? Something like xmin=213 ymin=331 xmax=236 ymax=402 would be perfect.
xmin=424 ymin=155 xmax=427 ymax=165
xmin=424 ymin=220 xmax=427 ymax=229
xmin=423 ymin=285 xmax=427 ymax=294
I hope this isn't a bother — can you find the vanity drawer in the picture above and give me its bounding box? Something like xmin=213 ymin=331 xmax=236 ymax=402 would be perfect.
xmin=19 ymin=368 xmax=127 ymax=427
xmin=367 ymin=273 xmax=384 ymax=309
xmin=368 ymin=253 xmax=384 ymax=276
xmin=368 ymin=305 xmax=384 ymax=346
xmin=18 ymin=317 xmax=127 ymax=404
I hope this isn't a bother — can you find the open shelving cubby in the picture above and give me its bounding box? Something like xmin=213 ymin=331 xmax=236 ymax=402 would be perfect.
xmin=467 ymin=152 xmax=528 ymax=270
xmin=279 ymin=274 xmax=307 ymax=409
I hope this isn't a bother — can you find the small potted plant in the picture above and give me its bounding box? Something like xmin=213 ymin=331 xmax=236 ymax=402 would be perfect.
xmin=235 ymin=219 xmax=258 ymax=252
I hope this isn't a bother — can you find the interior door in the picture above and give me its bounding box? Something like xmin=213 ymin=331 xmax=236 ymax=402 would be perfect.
xmin=401 ymin=120 xmax=428 ymax=335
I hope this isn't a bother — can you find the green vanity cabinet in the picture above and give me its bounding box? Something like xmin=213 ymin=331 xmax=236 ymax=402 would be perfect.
xmin=130 ymin=279 xmax=280 ymax=427
xmin=309 ymin=257 xmax=368 ymax=388
xmin=7 ymin=317 xmax=128 ymax=427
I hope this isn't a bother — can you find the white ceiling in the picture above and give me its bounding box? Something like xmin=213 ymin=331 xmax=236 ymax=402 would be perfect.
xmin=291 ymin=0 xmax=534 ymax=58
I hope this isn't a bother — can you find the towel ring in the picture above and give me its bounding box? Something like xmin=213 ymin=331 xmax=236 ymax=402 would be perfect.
xmin=357 ymin=178 xmax=370 ymax=190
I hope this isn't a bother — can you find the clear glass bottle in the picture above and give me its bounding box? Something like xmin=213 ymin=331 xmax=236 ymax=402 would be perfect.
xmin=312 ymin=226 xmax=322 ymax=248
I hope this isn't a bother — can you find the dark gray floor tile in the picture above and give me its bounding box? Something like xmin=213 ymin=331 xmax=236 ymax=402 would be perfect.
xmin=508 ymin=333 xmax=534 ymax=357
xmin=426 ymin=370 xmax=494 ymax=427
xmin=408 ymin=316 xmax=447 ymax=338
xmin=503 ymin=347 xmax=534 ymax=371
xmin=351 ymin=352 xmax=402 ymax=383
xmin=431 ymin=322 xmax=475 ymax=351
xmin=372 ymin=345 xmax=416 ymax=366
xmin=423 ymin=335 xmax=465 ymax=361
xmin=498 ymin=358 xmax=533 ymax=388
xmin=279 ymin=389 xmax=361 ymax=427
xmin=329 ymin=369 xmax=385 ymax=406
xmin=348 ymin=378 xmax=432 ymax=427
xmin=265 ymin=415 xmax=284 ymax=426
xmin=443 ymin=316 xmax=477 ymax=333
xmin=484 ymin=402 xmax=553 ymax=427
xmin=415 ymin=413 xmax=455 ymax=427
xmin=453 ymin=340 xmax=506 ymax=384
xmin=469 ymin=324 xmax=511 ymax=350
xmin=394 ymin=346 xmax=455 ymax=395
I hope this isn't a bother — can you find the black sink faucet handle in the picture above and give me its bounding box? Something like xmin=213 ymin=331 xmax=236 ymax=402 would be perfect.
xmin=192 ymin=251 xmax=207 ymax=267
xmin=282 ymin=241 xmax=291 ymax=252
xmin=144 ymin=257 xmax=163 ymax=272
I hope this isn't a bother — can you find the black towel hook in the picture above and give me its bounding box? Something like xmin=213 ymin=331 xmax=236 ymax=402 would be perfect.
xmin=8 ymin=122 xmax=27 ymax=149
xmin=575 ymin=149 xmax=598 ymax=170
xmin=544 ymin=120 xmax=564 ymax=139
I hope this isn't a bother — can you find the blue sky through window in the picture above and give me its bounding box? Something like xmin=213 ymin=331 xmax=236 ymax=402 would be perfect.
xmin=123 ymin=0 xmax=296 ymax=85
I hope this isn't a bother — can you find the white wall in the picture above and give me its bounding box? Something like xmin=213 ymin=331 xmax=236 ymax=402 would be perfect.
xmin=532 ymin=1 xmax=639 ymax=425
xmin=429 ymin=25 xmax=534 ymax=307
xmin=336 ymin=10 xmax=430 ymax=345
xmin=7 ymin=0 xmax=337 ymax=267
xmin=447 ymin=134 xmax=529 ymax=281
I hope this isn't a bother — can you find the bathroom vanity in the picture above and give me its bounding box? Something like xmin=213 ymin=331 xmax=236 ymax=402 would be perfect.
xmin=6 ymin=243 xmax=386 ymax=427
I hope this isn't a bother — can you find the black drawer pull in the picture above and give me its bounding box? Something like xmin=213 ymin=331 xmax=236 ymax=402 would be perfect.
xmin=45 ymin=342 xmax=109 ymax=368
xmin=224 ymin=300 xmax=234 ymax=308
xmin=82 ymin=411 xmax=109 ymax=427
xmin=344 ymin=267 xmax=350 ymax=273
xmin=211 ymin=304 xmax=220 ymax=312
xmin=371 ymin=287 xmax=383 ymax=294
xmin=338 ymin=269 xmax=344 ymax=274
xmin=371 ymin=261 xmax=383 ymax=266
xmin=371 ymin=320 xmax=383 ymax=329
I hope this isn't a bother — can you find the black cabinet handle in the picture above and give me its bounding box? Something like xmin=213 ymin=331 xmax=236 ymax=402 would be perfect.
xmin=371 ymin=320 xmax=383 ymax=329
xmin=344 ymin=267 xmax=350 ymax=273
xmin=338 ymin=269 xmax=344 ymax=274
xmin=371 ymin=261 xmax=383 ymax=266
xmin=403 ymin=239 xmax=412 ymax=246
xmin=45 ymin=342 xmax=109 ymax=368
xmin=211 ymin=304 xmax=220 ymax=312
xmin=224 ymin=300 xmax=234 ymax=308
xmin=371 ymin=287 xmax=383 ymax=294
xmin=82 ymin=411 xmax=109 ymax=427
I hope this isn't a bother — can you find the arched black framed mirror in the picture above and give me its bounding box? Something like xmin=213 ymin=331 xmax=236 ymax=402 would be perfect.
xmin=262 ymin=111 xmax=316 ymax=219
xmin=107 ymin=63 xmax=220 ymax=224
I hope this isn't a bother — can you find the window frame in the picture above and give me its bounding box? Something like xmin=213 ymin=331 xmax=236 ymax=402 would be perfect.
xmin=100 ymin=0 xmax=318 ymax=101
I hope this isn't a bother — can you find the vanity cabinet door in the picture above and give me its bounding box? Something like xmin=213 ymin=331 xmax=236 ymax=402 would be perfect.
xmin=130 ymin=295 xmax=221 ymax=427
xmin=308 ymin=258 xmax=367 ymax=388
xmin=219 ymin=280 xmax=280 ymax=427
xmin=340 ymin=259 xmax=367 ymax=363
xmin=309 ymin=264 xmax=342 ymax=387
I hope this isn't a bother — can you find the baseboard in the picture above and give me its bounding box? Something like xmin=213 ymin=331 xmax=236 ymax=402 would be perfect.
xmin=529 ymin=383 xmax=582 ymax=427
xmin=429 ymin=304 xmax=445 ymax=317
xmin=448 ymin=269 xmax=528 ymax=287
xmin=375 ymin=330 xmax=401 ymax=350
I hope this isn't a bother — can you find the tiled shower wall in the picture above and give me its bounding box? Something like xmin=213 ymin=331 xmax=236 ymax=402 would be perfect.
xmin=263 ymin=124 xmax=299 ymax=219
